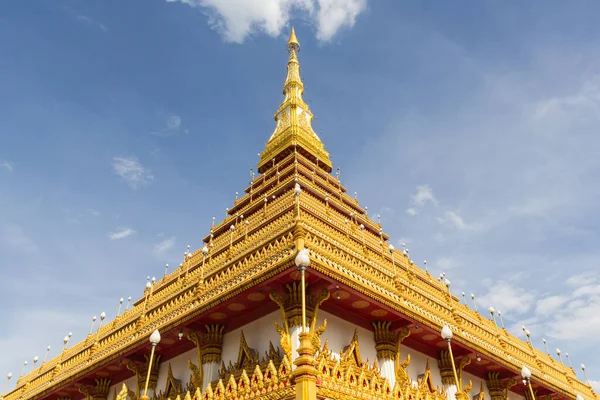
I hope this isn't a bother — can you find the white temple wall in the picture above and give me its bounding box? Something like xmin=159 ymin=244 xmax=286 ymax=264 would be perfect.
xmin=463 ymin=370 xmax=489 ymax=399
xmin=155 ymin=347 xmax=196 ymax=393
xmin=221 ymin=311 xmax=281 ymax=367
xmin=316 ymin=310 xmax=377 ymax=362
xmin=508 ymin=389 xmax=526 ymax=400
xmin=104 ymin=311 xmax=527 ymax=400
xmin=400 ymin=343 xmax=444 ymax=389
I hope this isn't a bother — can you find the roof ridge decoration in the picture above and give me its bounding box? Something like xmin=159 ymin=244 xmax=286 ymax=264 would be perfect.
xmin=258 ymin=27 xmax=332 ymax=173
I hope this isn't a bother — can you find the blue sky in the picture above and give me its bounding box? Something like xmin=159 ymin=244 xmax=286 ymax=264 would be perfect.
xmin=1 ymin=0 xmax=600 ymax=391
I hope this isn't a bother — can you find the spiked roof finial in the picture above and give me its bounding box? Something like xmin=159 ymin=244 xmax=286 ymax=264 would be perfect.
xmin=288 ymin=26 xmax=300 ymax=53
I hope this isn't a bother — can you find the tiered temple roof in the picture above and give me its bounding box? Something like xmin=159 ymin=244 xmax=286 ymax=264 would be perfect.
xmin=3 ymin=28 xmax=597 ymax=400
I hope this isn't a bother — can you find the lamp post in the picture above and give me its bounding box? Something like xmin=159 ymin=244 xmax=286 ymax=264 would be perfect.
xmin=524 ymin=329 xmax=531 ymax=345
xmin=4 ymin=372 xmax=12 ymax=394
xmin=497 ymin=310 xmax=505 ymax=329
xmin=488 ymin=306 xmax=496 ymax=324
xmin=59 ymin=335 xmax=70 ymax=363
xmin=581 ymin=364 xmax=591 ymax=386
xmin=565 ymin=353 xmax=574 ymax=370
xmin=42 ymin=345 xmax=51 ymax=366
xmin=295 ymin=248 xmax=310 ymax=332
xmin=185 ymin=247 xmax=193 ymax=276
xmin=388 ymin=244 xmax=396 ymax=276
xmin=117 ymin=298 xmax=124 ymax=316
xmin=470 ymin=294 xmax=478 ymax=312
xmin=19 ymin=361 xmax=27 ymax=379
xmin=441 ymin=325 xmax=461 ymax=390
xmin=556 ymin=348 xmax=563 ymax=365
xmin=98 ymin=312 xmax=107 ymax=331
xmin=542 ymin=339 xmax=550 ymax=356
xmin=294 ymin=183 xmax=301 ymax=218
xmin=521 ymin=365 xmax=536 ymax=400
xmin=89 ymin=316 xmax=97 ymax=335
xmin=140 ymin=330 xmax=161 ymax=400
xmin=201 ymin=244 xmax=209 ymax=284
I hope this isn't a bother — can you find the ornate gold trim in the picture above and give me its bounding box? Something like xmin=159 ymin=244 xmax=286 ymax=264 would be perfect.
xmin=437 ymin=350 xmax=455 ymax=386
xmin=486 ymin=372 xmax=506 ymax=400
xmin=156 ymin=363 xmax=183 ymax=400
xmin=474 ymin=381 xmax=486 ymax=400
xmin=316 ymin=333 xmax=445 ymax=400
xmin=341 ymin=329 xmax=364 ymax=367
xmin=218 ymin=331 xmax=283 ymax=383
xmin=126 ymin=354 xmax=161 ymax=398
xmin=372 ymin=321 xmax=411 ymax=361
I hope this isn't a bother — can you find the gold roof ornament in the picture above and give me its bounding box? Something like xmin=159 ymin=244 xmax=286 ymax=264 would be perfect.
xmin=287 ymin=26 xmax=300 ymax=52
xmin=259 ymin=28 xmax=332 ymax=173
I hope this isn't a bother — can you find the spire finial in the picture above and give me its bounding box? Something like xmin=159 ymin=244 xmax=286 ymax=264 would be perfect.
xmin=257 ymin=25 xmax=332 ymax=174
xmin=288 ymin=26 xmax=300 ymax=53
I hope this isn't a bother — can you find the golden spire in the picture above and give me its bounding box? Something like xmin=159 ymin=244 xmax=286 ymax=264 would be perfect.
xmin=258 ymin=27 xmax=332 ymax=173
xmin=288 ymin=26 xmax=299 ymax=51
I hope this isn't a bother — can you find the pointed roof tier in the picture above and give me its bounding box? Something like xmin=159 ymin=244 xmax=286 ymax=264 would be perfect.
xmin=258 ymin=28 xmax=331 ymax=174
xmin=6 ymin=29 xmax=597 ymax=400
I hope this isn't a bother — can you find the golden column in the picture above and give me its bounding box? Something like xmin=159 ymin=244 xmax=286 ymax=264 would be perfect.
xmin=372 ymin=321 xmax=411 ymax=387
xmin=441 ymin=325 xmax=469 ymax=400
xmin=78 ymin=378 xmax=112 ymax=400
xmin=200 ymin=325 xmax=225 ymax=391
xmin=521 ymin=366 xmax=537 ymax=400
xmin=486 ymin=372 xmax=508 ymax=400
xmin=140 ymin=330 xmax=161 ymax=400
xmin=291 ymin=241 xmax=318 ymax=400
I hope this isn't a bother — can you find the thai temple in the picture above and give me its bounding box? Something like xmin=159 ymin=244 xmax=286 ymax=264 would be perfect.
xmin=2 ymin=28 xmax=597 ymax=400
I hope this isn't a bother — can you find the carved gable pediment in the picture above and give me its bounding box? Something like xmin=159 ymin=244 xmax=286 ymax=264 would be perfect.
xmin=162 ymin=363 xmax=183 ymax=399
xmin=417 ymin=360 xmax=436 ymax=393
xmin=236 ymin=331 xmax=259 ymax=370
xmin=473 ymin=382 xmax=486 ymax=400
xmin=341 ymin=329 xmax=363 ymax=367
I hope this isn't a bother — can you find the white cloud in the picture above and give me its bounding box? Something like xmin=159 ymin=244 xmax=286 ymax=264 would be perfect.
xmin=167 ymin=115 xmax=181 ymax=130
xmin=510 ymin=272 xmax=600 ymax=344
xmin=152 ymin=115 xmax=186 ymax=137
xmin=0 ymin=308 xmax=91 ymax=382
xmin=108 ymin=227 xmax=136 ymax=241
xmin=535 ymin=295 xmax=568 ymax=317
xmin=155 ymin=236 xmax=176 ymax=254
xmin=440 ymin=211 xmax=467 ymax=230
xmin=410 ymin=184 xmax=437 ymax=207
xmin=111 ymin=156 xmax=154 ymax=189
xmin=63 ymin=5 xmax=108 ymax=32
xmin=166 ymin=0 xmax=367 ymax=43
xmin=534 ymin=76 xmax=600 ymax=124
xmin=566 ymin=272 xmax=600 ymax=288
xmin=590 ymin=380 xmax=600 ymax=393
xmin=478 ymin=281 xmax=535 ymax=316
xmin=312 ymin=0 xmax=367 ymax=41
xmin=406 ymin=207 xmax=417 ymax=216
xmin=436 ymin=256 xmax=460 ymax=272
xmin=1 ymin=161 xmax=13 ymax=171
